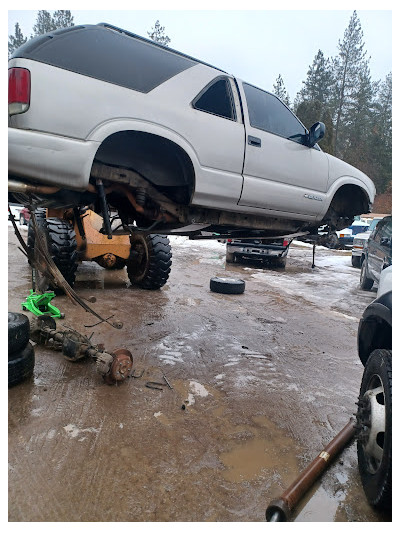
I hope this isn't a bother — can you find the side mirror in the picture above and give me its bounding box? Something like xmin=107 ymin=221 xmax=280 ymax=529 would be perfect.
xmin=308 ymin=122 xmax=325 ymax=147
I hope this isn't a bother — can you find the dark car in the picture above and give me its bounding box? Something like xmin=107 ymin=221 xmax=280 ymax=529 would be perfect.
xmin=360 ymin=216 xmax=392 ymax=290
xmin=356 ymin=284 xmax=391 ymax=511
xmin=226 ymin=237 xmax=291 ymax=268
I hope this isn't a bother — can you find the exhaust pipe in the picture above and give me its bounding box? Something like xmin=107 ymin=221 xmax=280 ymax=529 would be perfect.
xmin=266 ymin=418 xmax=356 ymax=522
xmin=8 ymin=179 xmax=60 ymax=195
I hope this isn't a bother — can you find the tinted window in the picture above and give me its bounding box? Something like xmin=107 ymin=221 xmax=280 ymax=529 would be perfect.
xmin=193 ymin=78 xmax=236 ymax=120
xmin=380 ymin=218 xmax=392 ymax=241
xmin=12 ymin=25 xmax=196 ymax=93
xmin=243 ymin=83 xmax=306 ymax=142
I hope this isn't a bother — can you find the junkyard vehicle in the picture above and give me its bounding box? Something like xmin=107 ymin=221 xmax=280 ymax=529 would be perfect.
xmin=9 ymin=23 xmax=375 ymax=245
xmin=360 ymin=216 xmax=392 ymax=290
xmin=19 ymin=206 xmax=30 ymax=225
xmin=351 ymin=217 xmax=383 ymax=268
xmin=336 ymin=220 xmax=369 ymax=249
xmin=27 ymin=208 xmax=172 ymax=291
xmin=356 ymin=278 xmax=391 ymax=510
xmin=226 ymin=237 xmax=291 ymax=268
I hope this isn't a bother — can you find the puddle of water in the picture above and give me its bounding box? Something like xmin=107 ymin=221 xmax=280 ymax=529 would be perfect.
xmin=295 ymin=485 xmax=339 ymax=522
xmin=219 ymin=417 xmax=300 ymax=484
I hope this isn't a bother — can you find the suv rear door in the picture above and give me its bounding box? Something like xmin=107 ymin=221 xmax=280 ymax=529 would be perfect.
xmin=236 ymin=81 xmax=329 ymax=217
xmin=367 ymin=217 xmax=392 ymax=281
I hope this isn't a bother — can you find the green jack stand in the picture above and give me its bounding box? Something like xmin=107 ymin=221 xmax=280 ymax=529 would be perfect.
xmin=22 ymin=290 xmax=64 ymax=319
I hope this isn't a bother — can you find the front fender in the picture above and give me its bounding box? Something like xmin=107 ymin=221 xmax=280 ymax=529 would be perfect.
xmin=318 ymin=176 xmax=375 ymax=218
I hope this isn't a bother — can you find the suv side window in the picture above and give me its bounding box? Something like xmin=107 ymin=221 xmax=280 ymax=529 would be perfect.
xmin=373 ymin=220 xmax=384 ymax=242
xmin=380 ymin=218 xmax=392 ymax=241
xmin=193 ymin=78 xmax=236 ymax=121
xmin=243 ymin=83 xmax=306 ymax=144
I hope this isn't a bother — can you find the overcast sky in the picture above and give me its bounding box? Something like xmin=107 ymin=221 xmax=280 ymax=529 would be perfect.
xmin=8 ymin=6 xmax=392 ymax=100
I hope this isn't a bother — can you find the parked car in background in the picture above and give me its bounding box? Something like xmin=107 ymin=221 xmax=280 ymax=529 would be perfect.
xmin=336 ymin=220 xmax=370 ymax=248
xmin=351 ymin=217 xmax=383 ymax=267
xmin=360 ymin=216 xmax=392 ymax=290
xmin=226 ymin=237 xmax=291 ymax=268
xmin=356 ymin=276 xmax=391 ymax=510
xmin=18 ymin=207 xmax=30 ymax=225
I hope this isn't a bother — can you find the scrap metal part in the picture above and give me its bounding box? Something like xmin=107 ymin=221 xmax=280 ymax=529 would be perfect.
xmin=30 ymin=316 xmax=132 ymax=385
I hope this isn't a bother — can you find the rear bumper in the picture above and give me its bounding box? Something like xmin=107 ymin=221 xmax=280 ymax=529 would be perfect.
xmin=227 ymin=243 xmax=288 ymax=259
xmin=8 ymin=127 xmax=100 ymax=190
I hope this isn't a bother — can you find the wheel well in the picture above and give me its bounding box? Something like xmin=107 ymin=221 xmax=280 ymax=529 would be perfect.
xmin=330 ymin=185 xmax=370 ymax=217
xmin=359 ymin=318 xmax=392 ymax=366
xmin=93 ymin=131 xmax=195 ymax=204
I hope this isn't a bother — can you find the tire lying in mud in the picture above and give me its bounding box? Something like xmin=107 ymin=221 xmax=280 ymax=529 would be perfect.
xmin=210 ymin=277 xmax=245 ymax=294
xmin=127 ymin=234 xmax=172 ymax=290
xmin=33 ymin=217 xmax=78 ymax=292
xmin=8 ymin=312 xmax=30 ymax=354
xmin=357 ymin=349 xmax=392 ymax=511
xmin=8 ymin=312 xmax=35 ymax=387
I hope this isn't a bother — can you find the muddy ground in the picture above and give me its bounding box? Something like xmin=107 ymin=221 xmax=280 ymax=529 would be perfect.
xmin=8 ymin=225 xmax=391 ymax=522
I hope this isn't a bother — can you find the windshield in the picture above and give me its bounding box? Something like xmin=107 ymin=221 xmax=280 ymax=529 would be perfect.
xmin=368 ymin=218 xmax=382 ymax=232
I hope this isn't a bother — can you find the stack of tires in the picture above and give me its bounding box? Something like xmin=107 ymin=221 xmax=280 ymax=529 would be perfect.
xmin=8 ymin=312 xmax=35 ymax=387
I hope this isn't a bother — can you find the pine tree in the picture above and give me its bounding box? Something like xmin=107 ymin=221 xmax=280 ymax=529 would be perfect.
xmin=32 ymin=10 xmax=57 ymax=36
xmin=331 ymin=11 xmax=369 ymax=157
xmin=147 ymin=20 xmax=171 ymax=46
xmin=273 ymin=74 xmax=290 ymax=107
xmin=297 ymin=49 xmax=334 ymax=105
xmin=52 ymin=11 xmax=74 ymax=29
xmin=8 ymin=22 xmax=27 ymax=57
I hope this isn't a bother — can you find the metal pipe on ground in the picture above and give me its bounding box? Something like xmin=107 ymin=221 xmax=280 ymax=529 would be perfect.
xmin=265 ymin=418 xmax=356 ymax=522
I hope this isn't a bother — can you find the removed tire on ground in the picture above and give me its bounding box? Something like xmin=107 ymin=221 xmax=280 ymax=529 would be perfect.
xmin=8 ymin=312 xmax=30 ymax=354
xmin=210 ymin=277 xmax=245 ymax=295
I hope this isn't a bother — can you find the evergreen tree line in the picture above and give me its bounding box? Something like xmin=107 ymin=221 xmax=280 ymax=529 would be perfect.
xmin=9 ymin=11 xmax=391 ymax=195
xmin=273 ymin=11 xmax=391 ymax=196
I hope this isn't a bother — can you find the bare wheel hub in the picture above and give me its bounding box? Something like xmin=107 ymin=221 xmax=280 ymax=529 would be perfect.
xmin=103 ymin=348 xmax=133 ymax=384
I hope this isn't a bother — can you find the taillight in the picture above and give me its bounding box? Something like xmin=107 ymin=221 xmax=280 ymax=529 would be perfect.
xmin=283 ymin=239 xmax=289 ymax=247
xmin=8 ymin=67 xmax=31 ymax=115
xmin=227 ymin=239 xmax=232 ymax=243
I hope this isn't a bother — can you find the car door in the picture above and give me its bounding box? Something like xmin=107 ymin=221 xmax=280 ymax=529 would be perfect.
xmin=367 ymin=218 xmax=392 ymax=281
xmin=236 ymin=81 xmax=329 ymax=217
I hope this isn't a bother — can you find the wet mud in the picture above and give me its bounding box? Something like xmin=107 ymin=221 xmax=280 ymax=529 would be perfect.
xmin=8 ymin=227 xmax=391 ymax=522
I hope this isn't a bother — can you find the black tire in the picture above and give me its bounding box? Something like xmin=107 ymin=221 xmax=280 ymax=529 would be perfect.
xmin=127 ymin=234 xmax=172 ymax=290
xmin=357 ymin=349 xmax=392 ymax=510
xmin=326 ymin=233 xmax=339 ymax=249
xmin=274 ymin=257 xmax=287 ymax=268
xmin=226 ymin=251 xmax=235 ymax=263
xmin=8 ymin=312 xmax=30 ymax=355
xmin=33 ymin=217 xmax=78 ymax=291
xmin=360 ymin=259 xmax=374 ymax=290
xmin=352 ymin=255 xmax=361 ymax=268
xmin=8 ymin=342 xmax=35 ymax=387
xmin=210 ymin=277 xmax=245 ymax=294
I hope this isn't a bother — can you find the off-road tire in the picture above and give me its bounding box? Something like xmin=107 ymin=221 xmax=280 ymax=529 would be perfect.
xmin=34 ymin=217 xmax=78 ymax=291
xmin=210 ymin=277 xmax=245 ymax=294
xmin=8 ymin=312 xmax=30 ymax=354
xmin=357 ymin=349 xmax=392 ymax=510
xmin=8 ymin=342 xmax=35 ymax=387
xmin=360 ymin=260 xmax=374 ymax=290
xmin=27 ymin=208 xmax=46 ymax=265
xmin=127 ymin=234 xmax=172 ymax=290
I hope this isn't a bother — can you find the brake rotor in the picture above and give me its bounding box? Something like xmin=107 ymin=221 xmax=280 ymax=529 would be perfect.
xmin=103 ymin=348 xmax=133 ymax=384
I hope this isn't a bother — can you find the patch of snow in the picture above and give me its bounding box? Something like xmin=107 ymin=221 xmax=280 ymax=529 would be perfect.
xmin=189 ymin=381 xmax=209 ymax=397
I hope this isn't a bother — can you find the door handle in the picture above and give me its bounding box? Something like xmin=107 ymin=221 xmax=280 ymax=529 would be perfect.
xmin=248 ymin=135 xmax=261 ymax=147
